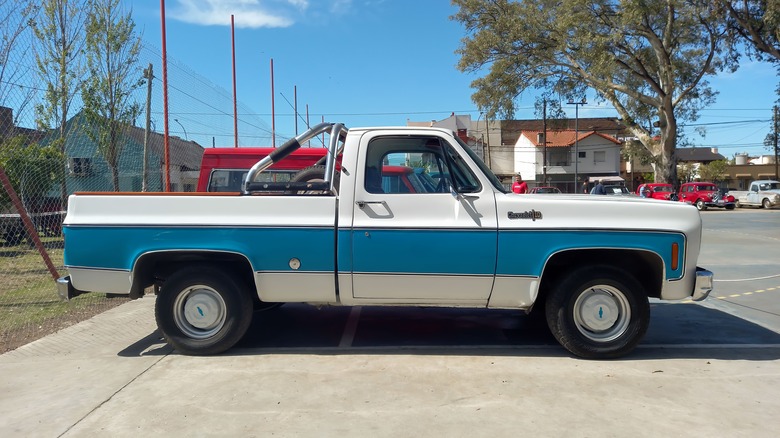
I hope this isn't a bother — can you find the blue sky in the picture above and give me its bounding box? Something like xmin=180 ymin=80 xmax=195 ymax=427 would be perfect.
xmin=126 ymin=0 xmax=779 ymax=158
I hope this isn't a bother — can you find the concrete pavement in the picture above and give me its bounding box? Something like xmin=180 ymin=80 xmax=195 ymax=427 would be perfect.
xmin=2 ymin=295 xmax=780 ymax=437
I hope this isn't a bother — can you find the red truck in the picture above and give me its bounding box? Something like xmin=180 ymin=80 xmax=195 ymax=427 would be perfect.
xmin=197 ymin=147 xmax=437 ymax=194
xmin=197 ymin=147 xmax=329 ymax=192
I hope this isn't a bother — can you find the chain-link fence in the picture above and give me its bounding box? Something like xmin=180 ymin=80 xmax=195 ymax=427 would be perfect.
xmin=1 ymin=1 xmax=274 ymax=353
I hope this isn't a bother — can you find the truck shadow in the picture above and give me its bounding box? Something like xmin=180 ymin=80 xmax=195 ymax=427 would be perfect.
xmin=223 ymin=302 xmax=780 ymax=361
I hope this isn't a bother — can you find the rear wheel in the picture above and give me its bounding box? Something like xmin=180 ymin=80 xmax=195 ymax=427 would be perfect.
xmin=156 ymin=266 xmax=253 ymax=355
xmin=545 ymin=266 xmax=649 ymax=359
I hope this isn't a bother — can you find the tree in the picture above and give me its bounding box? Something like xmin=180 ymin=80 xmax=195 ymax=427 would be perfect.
xmin=0 ymin=1 xmax=36 ymax=126
xmin=81 ymin=0 xmax=142 ymax=191
xmin=698 ymin=159 xmax=729 ymax=182
xmin=453 ymin=0 xmax=738 ymax=184
xmin=677 ymin=162 xmax=697 ymax=183
xmin=33 ymin=0 xmax=90 ymax=203
xmin=720 ymin=0 xmax=780 ymax=62
xmin=0 ymin=135 xmax=65 ymax=211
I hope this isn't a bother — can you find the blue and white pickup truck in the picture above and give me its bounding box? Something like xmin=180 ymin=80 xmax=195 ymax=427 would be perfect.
xmin=58 ymin=123 xmax=713 ymax=359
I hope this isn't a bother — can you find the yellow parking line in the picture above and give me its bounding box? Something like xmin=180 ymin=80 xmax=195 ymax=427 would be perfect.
xmin=755 ymin=290 xmax=766 ymax=293
xmin=729 ymin=294 xmax=741 ymax=298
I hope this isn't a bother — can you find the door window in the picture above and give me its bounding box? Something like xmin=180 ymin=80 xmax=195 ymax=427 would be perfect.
xmin=364 ymin=136 xmax=479 ymax=194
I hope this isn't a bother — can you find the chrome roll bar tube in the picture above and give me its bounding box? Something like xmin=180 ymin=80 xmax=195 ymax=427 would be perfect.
xmin=243 ymin=122 xmax=346 ymax=194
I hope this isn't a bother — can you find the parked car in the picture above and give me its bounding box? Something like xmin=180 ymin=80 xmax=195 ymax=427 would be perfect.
xmin=728 ymin=180 xmax=780 ymax=209
xmin=678 ymin=182 xmax=735 ymax=211
xmin=636 ymin=183 xmax=676 ymax=200
xmin=528 ymin=186 xmax=562 ymax=194
xmin=603 ymin=185 xmax=633 ymax=196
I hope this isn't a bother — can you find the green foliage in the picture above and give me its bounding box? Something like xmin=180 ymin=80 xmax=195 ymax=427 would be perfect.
xmin=0 ymin=136 xmax=65 ymax=209
xmin=32 ymin=0 xmax=89 ymax=134
xmin=81 ymin=0 xmax=142 ymax=191
xmin=721 ymin=0 xmax=780 ymax=63
xmin=621 ymin=139 xmax=657 ymax=166
xmin=698 ymin=159 xmax=729 ymax=182
xmin=452 ymin=0 xmax=739 ymax=184
xmin=677 ymin=163 xmax=697 ymax=183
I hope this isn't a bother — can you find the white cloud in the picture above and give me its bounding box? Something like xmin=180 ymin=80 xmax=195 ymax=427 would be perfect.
xmin=170 ymin=0 xmax=310 ymax=28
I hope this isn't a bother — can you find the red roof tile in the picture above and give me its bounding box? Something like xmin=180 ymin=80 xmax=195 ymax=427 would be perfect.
xmin=520 ymin=130 xmax=622 ymax=147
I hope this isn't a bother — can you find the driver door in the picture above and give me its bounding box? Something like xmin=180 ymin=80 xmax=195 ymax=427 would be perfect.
xmin=349 ymin=134 xmax=498 ymax=304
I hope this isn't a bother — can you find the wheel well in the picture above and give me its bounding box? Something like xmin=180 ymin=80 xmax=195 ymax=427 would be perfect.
xmin=536 ymin=249 xmax=663 ymax=305
xmin=130 ymin=251 xmax=255 ymax=299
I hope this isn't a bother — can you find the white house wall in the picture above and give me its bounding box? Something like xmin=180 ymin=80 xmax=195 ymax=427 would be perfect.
xmin=513 ymin=136 xmax=538 ymax=181
xmin=574 ymin=137 xmax=621 ymax=175
xmin=512 ymin=134 xmax=621 ymax=180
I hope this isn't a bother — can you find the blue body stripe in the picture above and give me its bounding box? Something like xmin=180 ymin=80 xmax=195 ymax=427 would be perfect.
xmin=65 ymin=226 xmax=684 ymax=280
xmin=350 ymin=228 xmax=497 ymax=275
xmin=497 ymin=230 xmax=684 ymax=279
xmin=64 ymin=226 xmax=335 ymax=272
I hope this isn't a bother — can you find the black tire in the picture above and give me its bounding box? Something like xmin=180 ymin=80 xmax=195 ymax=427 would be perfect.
xmin=762 ymin=198 xmax=772 ymax=209
xmin=287 ymin=165 xmax=340 ymax=195
xmin=695 ymin=199 xmax=706 ymax=211
xmin=545 ymin=265 xmax=649 ymax=359
xmin=725 ymin=204 xmax=735 ymax=210
xmin=155 ymin=266 xmax=253 ymax=355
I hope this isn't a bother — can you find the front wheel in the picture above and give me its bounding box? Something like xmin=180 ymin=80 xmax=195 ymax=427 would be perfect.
xmin=156 ymin=266 xmax=253 ymax=355
xmin=762 ymin=198 xmax=772 ymax=209
xmin=725 ymin=204 xmax=735 ymax=210
xmin=545 ymin=266 xmax=649 ymax=359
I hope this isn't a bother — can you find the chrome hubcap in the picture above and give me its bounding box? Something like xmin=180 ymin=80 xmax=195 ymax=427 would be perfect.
xmin=174 ymin=286 xmax=226 ymax=339
xmin=573 ymin=286 xmax=630 ymax=342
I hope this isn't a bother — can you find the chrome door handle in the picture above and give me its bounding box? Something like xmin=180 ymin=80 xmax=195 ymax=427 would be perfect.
xmin=356 ymin=200 xmax=384 ymax=209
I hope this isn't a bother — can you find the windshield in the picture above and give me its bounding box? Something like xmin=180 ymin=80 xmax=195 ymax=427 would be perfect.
xmin=454 ymin=136 xmax=507 ymax=193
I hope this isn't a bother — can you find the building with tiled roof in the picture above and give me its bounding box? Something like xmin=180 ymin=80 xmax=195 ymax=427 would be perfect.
xmin=675 ymin=147 xmax=726 ymax=163
xmin=513 ymin=129 xmax=624 ymax=191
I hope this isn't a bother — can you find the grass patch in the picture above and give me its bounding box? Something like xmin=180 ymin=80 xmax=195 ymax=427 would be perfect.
xmin=0 ymin=237 xmax=129 ymax=353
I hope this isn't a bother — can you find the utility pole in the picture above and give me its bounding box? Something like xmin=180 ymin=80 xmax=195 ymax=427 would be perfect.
xmin=142 ymin=64 xmax=153 ymax=192
xmin=774 ymin=106 xmax=778 ymax=179
xmin=568 ymin=99 xmax=586 ymax=193
xmin=485 ymin=114 xmax=491 ymax=168
xmin=542 ymin=99 xmax=547 ymax=183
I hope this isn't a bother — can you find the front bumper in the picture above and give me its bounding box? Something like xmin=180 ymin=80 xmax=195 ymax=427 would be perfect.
xmin=56 ymin=276 xmax=86 ymax=301
xmin=692 ymin=267 xmax=713 ymax=301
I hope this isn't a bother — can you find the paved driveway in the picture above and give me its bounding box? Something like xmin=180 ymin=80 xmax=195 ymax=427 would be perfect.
xmin=1 ymin=209 xmax=779 ymax=437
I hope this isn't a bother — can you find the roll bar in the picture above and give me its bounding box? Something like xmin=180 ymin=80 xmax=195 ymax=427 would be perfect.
xmin=243 ymin=122 xmax=347 ymax=194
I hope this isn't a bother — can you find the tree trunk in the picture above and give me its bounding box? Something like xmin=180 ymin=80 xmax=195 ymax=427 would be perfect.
xmin=110 ymin=164 xmax=119 ymax=191
xmin=654 ymin=113 xmax=678 ymax=185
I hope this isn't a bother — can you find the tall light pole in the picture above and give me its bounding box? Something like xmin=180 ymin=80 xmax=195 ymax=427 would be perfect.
xmin=568 ymin=99 xmax=586 ymax=192
xmin=173 ymin=118 xmax=188 ymax=140
xmin=476 ymin=111 xmax=484 ymax=160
